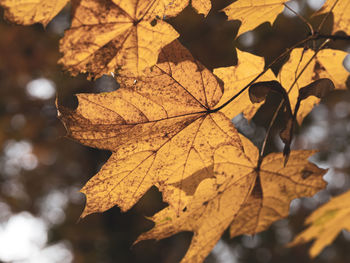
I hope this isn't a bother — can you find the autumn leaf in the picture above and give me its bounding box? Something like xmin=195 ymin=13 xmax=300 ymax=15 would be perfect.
xmin=57 ymin=40 xmax=243 ymax=217
xmin=279 ymin=48 xmax=349 ymax=124
xmin=213 ymin=50 xmax=276 ymax=120
xmin=249 ymin=79 xmax=334 ymax=162
xmin=137 ymin=134 xmax=327 ymax=263
xmin=289 ymin=190 xmax=350 ymax=258
xmin=317 ymin=0 xmax=350 ymax=35
xmin=0 ymin=0 xmax=69 ymax=26
xmin=223 ymin=0 xmax=287 ymax=35
xmin=192 ymin=0 xmax=211 ymax=16
xmin=59 ymin=0 xmax=189 ymax=78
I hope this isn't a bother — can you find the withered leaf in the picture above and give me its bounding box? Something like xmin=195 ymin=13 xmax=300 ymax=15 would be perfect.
xmin=227 ymin=138 xmax=326 ymax=238
xmin=137 ymin=134 xmax=326 ymax=263
xmin=248 ymin=80 xmax=293 ymax=160
xmin=279 ymin=48 xmax=349 ymax=124
xmin=57 ymin=40 xmax=242 ymax=217
xmin=59 ymin=0 xmax=187 ymax=78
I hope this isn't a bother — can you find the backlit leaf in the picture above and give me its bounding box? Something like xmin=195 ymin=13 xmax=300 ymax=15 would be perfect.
xmin=223 ymin=0 xmax=287 ymax=35
xmin=289 ymin=190 xmax=350 ymax=258
xmin=213 ymin=50 xmax=276 ymax=120
xmin=57 ymin=40 xmax=242 ymax=217
xmin=279 ymin=48 xmax=349 ymax=124
xmin=59 ymin=0 xmax=187 ymax=78
xmin=192 ymin=0 xmax=212 ymax=16
xmin=317 ymin=0 xmax=350 ymax=35
xmin=137 ymin=135 xmax=326 ymax=263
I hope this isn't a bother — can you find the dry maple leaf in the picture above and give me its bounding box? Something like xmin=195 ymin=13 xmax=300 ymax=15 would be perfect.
xmin=289 ymin=190 xmax=350 ymax=257
xmin=59 ymin=0 xmax=189 ymax=78
xmin=223 ymin=0 xmax=288 ymax=35
xmin=0 ymin=0 xmax=69 ymax=26
xmin=213 ymin=50 xmax=276 ymax=120
xmin=279 ymin=48 xmax=349 ymax=124
xmin=317 ymin=0 xmax=350 ymax=35
xmin=57 ymin=40 xmax=244 ymax=217
xmin=137 ymin=134 xmax=326 ymax=263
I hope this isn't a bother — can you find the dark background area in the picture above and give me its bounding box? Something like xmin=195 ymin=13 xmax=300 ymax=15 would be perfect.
xmin=0 ymin=0 xmax=350 ymax=262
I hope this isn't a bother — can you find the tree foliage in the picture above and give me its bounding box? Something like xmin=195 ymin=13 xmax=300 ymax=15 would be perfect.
xmin=1 ymin=0 xmax=350 ymax=262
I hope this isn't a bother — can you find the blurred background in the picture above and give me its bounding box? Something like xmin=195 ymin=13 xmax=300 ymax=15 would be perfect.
xmin=0 ymin=0 xmax=349 ymax=262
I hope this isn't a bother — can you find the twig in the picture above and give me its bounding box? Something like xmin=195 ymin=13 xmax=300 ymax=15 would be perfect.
xmin=284 ymin=3 xmax=314 ymax=36
xmin=257 ymin=39 xmax=330 ymax=168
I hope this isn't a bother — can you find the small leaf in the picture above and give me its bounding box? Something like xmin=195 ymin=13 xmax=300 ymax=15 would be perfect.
xmin=223 ymin=0 xmax=288 ymax=35
xmin=249 ymin=80 xmax=293 ymax=161
xmin=289 ymin=190 xmax=350 ymax=258
xmin=298 ymin=78 xmax=335 ymax=101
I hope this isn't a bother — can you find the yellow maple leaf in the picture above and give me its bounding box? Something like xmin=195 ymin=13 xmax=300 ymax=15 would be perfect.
xmin=223 ymin=0 xmax=287 ymax=35
xmin=59 ymin=0 xmax=188 ymax=78
xmin=279 ymin=48 xmax=349 ymax=124
xmin=136 ymin=134 xmax=326 ymax=263
xmin=57 ymin=40 xmax=243 ymax=217
xmin=214 ymin=50 xmax=276 ymax=120
xmin=192 ymin=0 xmax=212 ymax=16
xmin=289 ymin=190 xmax=350 ymax=258
xmin=317 ymin=0 xmax=350 ymax=35
xmin=1 ymin=0 xmax=69 ymax=26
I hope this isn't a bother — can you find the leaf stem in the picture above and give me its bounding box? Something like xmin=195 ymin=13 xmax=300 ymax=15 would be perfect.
xmin=212 ymin=35 xmax=315 ymax=113
xmin=257 ymin=39 xmax=330 ymax=166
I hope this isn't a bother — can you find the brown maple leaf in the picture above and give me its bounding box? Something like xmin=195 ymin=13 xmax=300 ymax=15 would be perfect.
xmin=57 ymin=40 xmax=244 ymax=217
xmin=289 ymin=190 xmax=350 ymax=258
xmin=59 ymin=0 xmax=188 ymax=78
xmin=136 ymin=134 xmax=326 ymax=263
xmin=1 ymin=0 xmax=69 ymax=26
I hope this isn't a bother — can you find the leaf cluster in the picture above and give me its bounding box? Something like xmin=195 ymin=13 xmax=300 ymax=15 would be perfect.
xmin=1 ymin=0 xmax=350 ymax=262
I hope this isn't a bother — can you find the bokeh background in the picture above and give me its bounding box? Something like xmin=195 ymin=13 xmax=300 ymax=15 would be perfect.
xmin=0 ymin=0 xmax=350 ymax=262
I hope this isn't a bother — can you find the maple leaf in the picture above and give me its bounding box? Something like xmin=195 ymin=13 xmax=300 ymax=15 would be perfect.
xmin=59 ymin=0 xmax=189 ymax=78
xmin=317 ymin=0 xmax=350 ymax=35
xmin=192 ymin=0 xmax=212 ymax=16
xmin=137 ymin=134 xmax=327 ymax=263
xmin=248 ymin=79 xmax=334 ymax=162
xmin=0 ymin=0 xmax=69 ymax=26
xmin=57 ymin=40 xmax=243 ymax=217
xmin=213 ymin=50 xmax=276 ymax=120
xmin=223 ymin=0 xmax=288 ymax=35
xmin=279 ymin=48 xmax=349 ymax=124
xmin=289 ymin=190 xmax=350 ymax=258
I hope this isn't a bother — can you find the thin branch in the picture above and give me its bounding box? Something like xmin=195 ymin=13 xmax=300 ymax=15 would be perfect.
xmin=212 ymin=35 xmax=315 ymax=113
xmin=317 ymin=34 xmax=350 ymax=41
xmin=284 ymin=3 xmax=314 ymax=36
xmin=257 ymin=40 xmax=330 ymax=167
